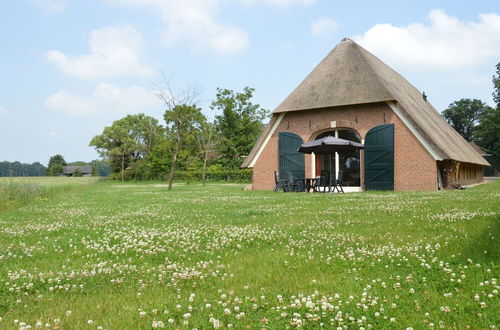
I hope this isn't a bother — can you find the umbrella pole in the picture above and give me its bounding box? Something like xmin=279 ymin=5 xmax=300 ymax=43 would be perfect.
xmin=329 ymin=153 xmax=333 ymax=193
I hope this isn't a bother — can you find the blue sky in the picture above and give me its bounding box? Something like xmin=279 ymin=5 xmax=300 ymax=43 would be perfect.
xmin=1 ymin=0 xmax=499 ymax=164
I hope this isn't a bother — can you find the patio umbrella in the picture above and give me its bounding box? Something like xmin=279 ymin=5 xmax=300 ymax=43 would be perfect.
xmin=298 ymin=136 xmax=364 ymax=188
xmin=298 ymin=136 xmax=364 ymax=154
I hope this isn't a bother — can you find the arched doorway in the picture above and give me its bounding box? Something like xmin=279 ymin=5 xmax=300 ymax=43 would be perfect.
xmin=314 ymin=129 xmax=361 ymax=187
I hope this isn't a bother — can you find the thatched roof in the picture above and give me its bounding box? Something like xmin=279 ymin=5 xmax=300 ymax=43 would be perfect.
xmin=243 ymin=38 xmax=488 ymax=167
xmin=63 ymin=166 xmax=92 ymax=175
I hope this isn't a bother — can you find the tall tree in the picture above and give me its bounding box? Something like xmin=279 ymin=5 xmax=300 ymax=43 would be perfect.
xmin=442 ymin=98 xmax=489 ymax=142
xmin=89 ymin=114 xmax=163 ymax=181
xmin=211 ymin=87 xmax=269 ymax=169
xmin=47 ymin=154 xmax=67 ymax=176
xmin=154 ymin=79 xmax=204 ymax=190
xmin=475 ymin=106 xmax=500 ymax=156
xmin=162 ymin=104 xmax=204 ymax=190
xmin=195 ymin=121 xmax=219 ymax=185
xmin=493 ymin=62 xmax=500 ymax=109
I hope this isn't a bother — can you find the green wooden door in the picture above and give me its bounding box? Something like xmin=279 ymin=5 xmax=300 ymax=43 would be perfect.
xmin=365 ymin=124 xmax=394 ymax=190
xmin=279 ymin=132 xmax=305 ymax=180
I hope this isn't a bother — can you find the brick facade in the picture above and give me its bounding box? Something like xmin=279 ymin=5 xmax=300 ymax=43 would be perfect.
xmin=252 ymin=102 xmax=439 ymax=191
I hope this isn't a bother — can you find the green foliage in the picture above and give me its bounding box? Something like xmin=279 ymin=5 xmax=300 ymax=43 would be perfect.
xmin=211 ymin=87 xmax=269 ymax=169
xmin=47 ymin=154 xmax=67 ymax=176
xmin=442 ymin=99 xmax=489 ymax=141
xmin=90 ymin=159 xmax=111 ymax=177
xmin=89 ymin=114 xmax=163 ymax=181
xmin=163 ymin=104 xmax=205 ymax=189
xmin=72 ymin=168 xmax=83 ymax=177
xmin=175 ymin=168 xmax=252 ymax=182
xmin=493 ymin=62 xmax=500 ymax=108
xmin=475 ymin=106 xmax=500 ymax=157
xmin=0 ymin=161 xmax=46 ymax=176
xmin=88 ymin=87 xmax=267 ymax=183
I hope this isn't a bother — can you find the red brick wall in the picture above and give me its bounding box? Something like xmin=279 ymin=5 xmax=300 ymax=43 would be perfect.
xmin=252 ymin=102 xmax=438 ymax=191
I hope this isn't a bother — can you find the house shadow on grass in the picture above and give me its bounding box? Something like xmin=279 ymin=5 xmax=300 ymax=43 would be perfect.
xmin=461 ymin=214 xmax=500 ymax=263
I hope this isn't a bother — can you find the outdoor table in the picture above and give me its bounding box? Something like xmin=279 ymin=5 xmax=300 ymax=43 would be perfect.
xmin=296 ymin=178 xmax=318 ymax=192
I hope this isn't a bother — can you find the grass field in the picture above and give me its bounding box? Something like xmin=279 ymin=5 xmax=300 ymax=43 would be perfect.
xmin=0 ymin=180 xmax=499 ymax=329
xmin=0 ymin=177 xmax=99 ymax=212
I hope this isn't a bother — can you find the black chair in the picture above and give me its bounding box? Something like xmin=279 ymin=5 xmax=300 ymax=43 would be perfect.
xmin=273 ymin=171 xmax=288 ymax=192
xmin=332 ymin=170 xmax=344 ymax=193
xmin=314 ymin=170 xmax=331 ymax=193
xmin=283 ymin=171 xmax=300 ymax=192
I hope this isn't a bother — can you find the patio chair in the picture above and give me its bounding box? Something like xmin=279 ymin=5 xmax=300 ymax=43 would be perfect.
xmin=314 ymin=170 xmax=331 ymax=193
xmin=273 ymin=171 xmax=288 ymax=192
xmin=332 ymin=170 xmax=345 ymax=193
xmin=283 ymin=171 xmax=300 ymax=192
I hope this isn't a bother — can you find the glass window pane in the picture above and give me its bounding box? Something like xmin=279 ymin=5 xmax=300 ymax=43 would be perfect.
xmin=338 ymin=129 xmax=361 ymax=142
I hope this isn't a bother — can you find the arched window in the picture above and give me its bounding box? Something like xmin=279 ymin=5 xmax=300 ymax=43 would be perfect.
xmin=314 ymin=129 xmax=361 ymax=187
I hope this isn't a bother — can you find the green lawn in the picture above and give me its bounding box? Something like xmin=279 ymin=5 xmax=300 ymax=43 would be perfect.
xmin=0 ymin=180 xmax=499 ymax=329
xmin=0 ymin=177 xmax=100 ymax=212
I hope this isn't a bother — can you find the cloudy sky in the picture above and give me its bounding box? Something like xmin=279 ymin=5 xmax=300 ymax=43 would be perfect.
xmin=1 ymin=0 xmax=499 ymax=164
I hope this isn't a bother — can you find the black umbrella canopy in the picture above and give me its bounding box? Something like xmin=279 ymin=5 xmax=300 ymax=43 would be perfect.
xmin=298 ymin=135 xmax=364 ymax=154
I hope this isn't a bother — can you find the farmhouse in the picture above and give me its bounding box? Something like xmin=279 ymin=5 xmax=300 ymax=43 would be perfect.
xmin=242 ymin=38 xmax=489 ymax=191
xmin=62 ymin=166 xmax=92 ymax=177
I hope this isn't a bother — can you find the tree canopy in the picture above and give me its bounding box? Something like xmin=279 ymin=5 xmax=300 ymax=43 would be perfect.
xmin=88 ymin=86 xmax=268 ymax=184
xmin=47 ymin=154 xmax=67 ymax=176
xmin=211 ymin=87 xmax=269 ymax=169
xmin=0 ymin=161 xmax=46 ymax=177
xmin=442 ymin=99 xmax=489 ymax=142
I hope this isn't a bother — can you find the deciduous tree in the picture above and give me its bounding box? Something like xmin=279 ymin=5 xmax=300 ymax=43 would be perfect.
xmin=442 ymin=99 xmax=489 ymax=142
xmin=47 ymin=154 xmax=67 ymax=176
xmin=211 ymin=87 xmax=269 ymax=169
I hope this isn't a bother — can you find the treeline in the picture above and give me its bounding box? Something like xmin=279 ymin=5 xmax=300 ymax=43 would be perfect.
xmin=0 ymin=161 xmax=46 ymax=177
xmin=442 ymin=62 xmax=500 ymax=171
xmin=89 ymin=86 xmax=268 ymax=188
xmin=0 ymin=158 xmax=111 ymax=177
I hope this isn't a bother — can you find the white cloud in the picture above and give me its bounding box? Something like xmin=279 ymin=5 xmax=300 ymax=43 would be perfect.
xmin=311 ymin=17 xmax=339 ymax=36
xmin=103 ymin=0 xmax=315 ymax=54
xmin=103 ymin=0 xmax=249 ymax=54
xmin=0 ymin=106 xmax=7 ymax=116
xmin=353 ymin=10 xmax=500 ymax=72
xmin=48 ymin=131 xmax=58 ymax=137
xmin=244 ymin=0 xmax=315 ymax=6
xmin=31 ymin=0 xmax=68 ymax=13
xmin=46 ymin=25 xmax=153 ymax=79
xmin=45 ymin=83 xmax=159 ymax=116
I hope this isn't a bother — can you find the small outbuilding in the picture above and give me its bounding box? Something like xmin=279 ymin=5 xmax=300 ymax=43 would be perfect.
xmin=242 ymin=38 xmax=489 ymax=191
xmin=62 ymin=166 xmax=92 ymax=177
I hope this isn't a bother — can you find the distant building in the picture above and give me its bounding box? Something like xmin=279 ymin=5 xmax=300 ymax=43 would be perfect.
xmin=62 ymin=166 xmax=92 ymax=177
xmin=242 ymin=38 xmax=489 ymax=191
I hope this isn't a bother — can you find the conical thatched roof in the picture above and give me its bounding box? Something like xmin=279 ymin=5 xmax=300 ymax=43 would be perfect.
xmin=270 ymin=38 xmax=488 ymax=166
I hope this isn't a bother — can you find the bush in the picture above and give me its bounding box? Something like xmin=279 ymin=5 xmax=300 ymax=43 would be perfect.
xmin=175 ymin=169 xmax=252 ymax=183
xmin=107 ymin=169 xmax=252 ymax=183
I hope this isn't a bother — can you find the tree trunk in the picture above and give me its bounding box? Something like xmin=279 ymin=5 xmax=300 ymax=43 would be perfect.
xmin=202 ymin=154 xmax=208 ymax=186
xmin=121 ymin=149 xmax=125 ymax=182
xmin=167 ymin=144 xmax=180 ymax=190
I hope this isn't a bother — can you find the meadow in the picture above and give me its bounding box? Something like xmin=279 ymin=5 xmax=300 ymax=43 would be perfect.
xmin=0 ymin=177 xmax=99 ymax=212
xmin=0 ymin=179 xmax=498 ymax=329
